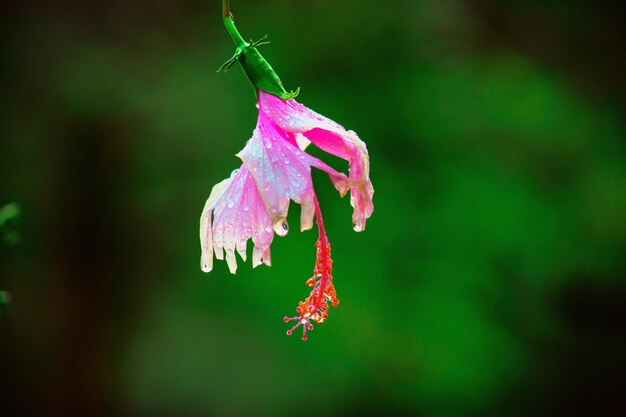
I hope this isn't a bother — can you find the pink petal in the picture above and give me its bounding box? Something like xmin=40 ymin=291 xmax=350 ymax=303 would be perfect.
xmin=237 ymin=112 xmax=349 ymax=233
xmin=258 ymin=91 xmax=374 ymax=231
xmin=200 ymin=166 xmax=273 ymax=274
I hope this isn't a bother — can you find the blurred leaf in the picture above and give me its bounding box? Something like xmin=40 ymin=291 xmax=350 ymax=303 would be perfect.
xmin=0 ymin=202 xmax=21 ymax=245
xmin=0 ymin=202 xmax=20 ymax=227
xmin=0 ymin=291 xmax=10 ymax=315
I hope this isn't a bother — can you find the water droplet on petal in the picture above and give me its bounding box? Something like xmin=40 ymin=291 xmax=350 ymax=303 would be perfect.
xmin=242 ymin=204 xmax=250 ymax=212
xmin=227 ymin=200 xmax=235 ymax=209
xmin=273 ymin=218 xmax=289 ymax=237
xmin=283 ymin=158 xmax=290 ymax=164
xmin=353 ymin=222 xmax=364 ymax=232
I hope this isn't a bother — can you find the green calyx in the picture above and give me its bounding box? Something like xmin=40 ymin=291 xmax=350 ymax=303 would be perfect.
xmin=219 ymin=0 xmax=299 ymax=100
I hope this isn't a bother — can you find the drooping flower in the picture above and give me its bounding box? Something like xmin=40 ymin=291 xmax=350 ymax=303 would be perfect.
xmin=200 ymin=1 xmax=374 ymax=340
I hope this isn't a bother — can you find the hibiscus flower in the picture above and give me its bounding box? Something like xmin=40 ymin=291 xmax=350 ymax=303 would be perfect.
xmin=200 ymin=1 xmax=374 ymax=340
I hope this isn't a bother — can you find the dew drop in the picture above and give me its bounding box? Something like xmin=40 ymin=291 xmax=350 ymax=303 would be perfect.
xmin=242 ymin=204 xmax=250 ymax=212
xmin=227 ymin=200 xmax=235 ymax=209
xmin=273 ymin=218 xmax=289 ymax=237
xmin=283 ymin=158 xmax=290 ymax=164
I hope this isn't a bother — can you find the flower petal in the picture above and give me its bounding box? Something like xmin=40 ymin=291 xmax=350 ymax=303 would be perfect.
xmin=200 ymin=166 xmax=273 ymax=274
xmin=237 ymin=113 xmax=348 ymax=233
xmin=258 ymin=92 xmax=374 ymax=231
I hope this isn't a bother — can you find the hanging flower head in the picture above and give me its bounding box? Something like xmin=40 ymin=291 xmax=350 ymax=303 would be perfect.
xmin=200 ymin=0 xmax=374 ymax=340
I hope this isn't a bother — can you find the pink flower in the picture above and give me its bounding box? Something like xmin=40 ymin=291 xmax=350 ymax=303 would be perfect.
xmin=203 ymin=0 xmax=373 ymax=340
xmin=200 ymin=91 xmax=373 ymax=340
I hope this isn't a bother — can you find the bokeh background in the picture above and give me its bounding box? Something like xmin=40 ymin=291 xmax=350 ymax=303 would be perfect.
xmin=1 ymin=0 xmax=625 ymax=416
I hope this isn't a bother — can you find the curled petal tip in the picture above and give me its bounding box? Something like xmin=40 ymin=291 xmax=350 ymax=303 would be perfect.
xmin=226 ymin=249 xmax=238 ymax=274
xmin=273 ymin=218 xmax=289 ymax=237
xmin=300 ymin=199 xmax=315 ymax=232
xmin=200 ymin=252 xmax=214 ymax=273
xmin=252 ymin=246 xmax=272 ymax=268
xmin=236 ymin=240 xmax=247 ymax=262
xmin=252 ymin=247 xmax=262 ymax=268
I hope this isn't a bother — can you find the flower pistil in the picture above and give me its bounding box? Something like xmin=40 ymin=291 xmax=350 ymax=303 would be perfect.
xmin=283 ymin=198 xmax=339 ymax=341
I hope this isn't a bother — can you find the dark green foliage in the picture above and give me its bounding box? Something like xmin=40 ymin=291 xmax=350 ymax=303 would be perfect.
xmin=0 ymin=1 xmax=624 ymax=416
xmin=0 ymin=291 xmax=10 ymax=315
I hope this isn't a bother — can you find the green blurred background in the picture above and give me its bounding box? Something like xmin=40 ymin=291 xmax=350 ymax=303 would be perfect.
xmin=1 ymin=0 xmax=625 ymax=416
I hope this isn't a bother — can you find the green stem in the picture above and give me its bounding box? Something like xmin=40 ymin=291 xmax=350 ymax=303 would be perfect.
xmin=218 ymin=0 xmax=299 ymax=99
xmin=222 ymin=0 xmax=247 ymax=48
